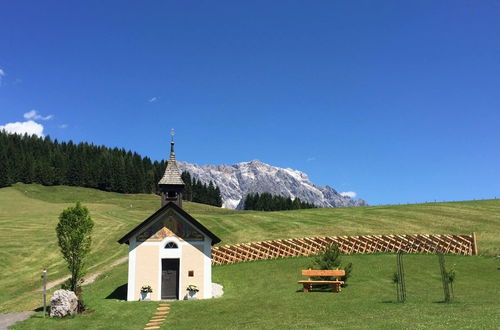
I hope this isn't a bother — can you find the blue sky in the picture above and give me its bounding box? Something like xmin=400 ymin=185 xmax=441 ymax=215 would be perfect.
xmin=1 ymin=1 xmax=499 ymax=205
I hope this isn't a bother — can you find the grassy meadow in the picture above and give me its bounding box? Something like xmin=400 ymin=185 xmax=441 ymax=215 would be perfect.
xmin=0 ymin=183 xmax=499 ymax=314
xmin=13 ymin=254 xmax=500 ymax=329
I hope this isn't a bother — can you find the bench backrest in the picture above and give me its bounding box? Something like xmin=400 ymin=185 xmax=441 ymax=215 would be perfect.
xmin=302 ymin=269 xmax=345 ymax=278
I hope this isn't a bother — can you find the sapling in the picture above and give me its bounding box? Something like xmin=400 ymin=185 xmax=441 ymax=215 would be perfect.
xmin=438 ymin=254 xmax=451 ymax=303
xmin=447 ymin=266 xmax=456 ymax=300
xmin=311 ymin=244 xmax=352 ymax=286
xmin=56 ymin=202 xmax=94 ymax=312
xmin=392 ymin=272 xmax=400 ymax=302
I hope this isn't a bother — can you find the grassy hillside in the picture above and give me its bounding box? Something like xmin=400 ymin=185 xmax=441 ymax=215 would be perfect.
xmin=14 ymin=254 xmax=500 ymax=329
xmin=0 ymin=183 xmax=499 ymax=313
xmin=186 ymin=197 xmax=500 ymax=255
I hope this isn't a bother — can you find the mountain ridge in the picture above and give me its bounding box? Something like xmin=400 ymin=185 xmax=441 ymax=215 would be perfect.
xmin=177 ymin=159 xmax=367 ymax=209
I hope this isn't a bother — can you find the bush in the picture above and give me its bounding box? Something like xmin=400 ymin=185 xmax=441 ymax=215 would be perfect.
xmin=311 ymin=244 xmax=352 ymax=287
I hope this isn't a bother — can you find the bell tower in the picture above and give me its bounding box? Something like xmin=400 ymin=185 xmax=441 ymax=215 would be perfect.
xmin=158 ymin=129 xmax=185 ymax=207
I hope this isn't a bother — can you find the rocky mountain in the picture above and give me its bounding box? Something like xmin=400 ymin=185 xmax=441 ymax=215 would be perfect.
xmin=177 ymin=160 xmax=367 ymax=209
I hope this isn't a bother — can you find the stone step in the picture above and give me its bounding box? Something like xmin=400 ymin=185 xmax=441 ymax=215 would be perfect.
xmin=146 ymin=322 xmax=163 ymax=326
xmin=155 ymin=311 xmax=169 ymax=315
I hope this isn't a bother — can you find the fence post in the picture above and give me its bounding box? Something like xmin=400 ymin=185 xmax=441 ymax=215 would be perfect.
xmin=42 ymin=269 xmax=47 ymax=317
xmin=471 ymin=232 xmax=478 ymax=256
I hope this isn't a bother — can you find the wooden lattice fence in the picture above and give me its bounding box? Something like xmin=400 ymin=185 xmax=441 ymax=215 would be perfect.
xmin=211 ymin=233 xmax=477 ymax=265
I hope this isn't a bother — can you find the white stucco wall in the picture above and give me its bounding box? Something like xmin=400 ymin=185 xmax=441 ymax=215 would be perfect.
xmin=126 ymin=212 xmax=213 ymax=301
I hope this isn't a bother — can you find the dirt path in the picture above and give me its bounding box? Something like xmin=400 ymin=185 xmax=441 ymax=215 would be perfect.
xmin=40 ymin=256 xmax=128 ymax=291
xmin=0 ymin=256 xmax=128 ymax=328
xmin=0 ymin=311 xmax=35 ymax=330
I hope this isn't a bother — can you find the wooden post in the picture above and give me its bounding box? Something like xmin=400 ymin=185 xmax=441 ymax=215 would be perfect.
xmin=471 ymin=232 xmax=478 ymax=256
xmin=42 ymin=269 xmax=47 ymax=318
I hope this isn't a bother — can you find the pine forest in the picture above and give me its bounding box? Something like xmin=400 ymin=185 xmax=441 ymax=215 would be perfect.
xmin=0 ymin=132 xmax=222 ymax=207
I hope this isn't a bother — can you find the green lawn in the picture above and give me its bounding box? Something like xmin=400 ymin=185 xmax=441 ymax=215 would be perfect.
xmin=14 ymin=254 xmax=500 ymax=329
xmin=1 ymin=183 xmax=499 ymax=313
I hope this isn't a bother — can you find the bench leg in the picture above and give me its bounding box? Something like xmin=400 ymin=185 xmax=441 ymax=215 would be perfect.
xmin=330 ymin=283 xmax=341 ymax=293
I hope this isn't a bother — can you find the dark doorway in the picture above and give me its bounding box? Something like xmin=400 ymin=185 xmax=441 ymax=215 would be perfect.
xmin=161 ymin=259 xmax=179 ymax=300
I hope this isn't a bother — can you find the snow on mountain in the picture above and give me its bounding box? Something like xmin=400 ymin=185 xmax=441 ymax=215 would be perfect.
xmin=177 ymin=160 xmax=367 ymax=209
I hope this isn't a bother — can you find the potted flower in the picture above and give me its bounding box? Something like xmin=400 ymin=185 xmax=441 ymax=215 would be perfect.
xmin=140 ymin=285 xmax=153 ymax=301
xmin=186 ymin=284 xmax=199 ymax=300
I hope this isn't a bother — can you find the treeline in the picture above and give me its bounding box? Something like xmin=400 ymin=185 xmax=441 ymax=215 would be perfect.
xmin=243 ymin=192 xmax=316 ymax=211
xmin=0 ymin=132 xmax=222 ymax=207
xmin=181 ymin=172 xmax=222 ymax=207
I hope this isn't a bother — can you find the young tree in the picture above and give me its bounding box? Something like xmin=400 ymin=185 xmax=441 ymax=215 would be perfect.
xmin=56 ymin=202 xmax=94 ymax=308
xmin=312 ymin=244 xmax=352 ymax=286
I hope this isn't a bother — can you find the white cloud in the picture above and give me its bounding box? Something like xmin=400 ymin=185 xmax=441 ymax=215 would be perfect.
xmin=340 ymin=191 xmax=357 ymax=198
xmin=149 ymin=97 xmax=158 ymax=103
xmin=0 ymin=120 xmax=44 ymax=137
xmin=59 ymin=124 xmax=68 ymax=129
xmin=306 ymin=156 xmax=316 ymax=162
xmin=0 ymin=69 xmax=4 ymax=85
xmin=23 ymin=109 xmax=53 ymax=121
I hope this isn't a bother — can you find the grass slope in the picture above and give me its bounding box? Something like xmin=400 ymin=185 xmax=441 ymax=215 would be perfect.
xmin=1 ymin=183 xmax=499 ymax=313
xmin=14 ymin=254 xmax=500 ymax=329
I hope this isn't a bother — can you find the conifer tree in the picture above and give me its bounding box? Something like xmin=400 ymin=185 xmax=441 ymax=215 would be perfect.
xmin=243 ymin=192 xmax=316 ymax=211
xmin=0 ymin=146 xmax=12 ymax=187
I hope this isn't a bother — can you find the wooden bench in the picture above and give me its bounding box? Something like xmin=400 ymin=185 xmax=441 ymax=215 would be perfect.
xmin=298 ymin=269 xmax=345 ymax=292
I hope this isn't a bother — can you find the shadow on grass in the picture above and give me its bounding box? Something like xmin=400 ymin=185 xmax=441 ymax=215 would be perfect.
xmin=33 ymin=306 xmax=51 ymax=314
xmin=105 ymin=283 xmax=127 ymax=300
xmin=295 ymin=289 xmax=342 ymax=293
xmin=432 ymin=300 xmax=458 ymax=304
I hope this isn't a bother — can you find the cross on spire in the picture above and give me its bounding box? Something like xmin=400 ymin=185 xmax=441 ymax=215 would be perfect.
xmin=170 ymin=128 xmax=175 ymax=160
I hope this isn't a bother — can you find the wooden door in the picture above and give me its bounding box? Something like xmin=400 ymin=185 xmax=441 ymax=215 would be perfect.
xmin=161 ymin=259 xmax=179 ymax=300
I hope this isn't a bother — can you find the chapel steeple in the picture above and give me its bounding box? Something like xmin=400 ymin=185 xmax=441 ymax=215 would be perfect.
xmin=158 ymin=129 xmax=185 ymax=207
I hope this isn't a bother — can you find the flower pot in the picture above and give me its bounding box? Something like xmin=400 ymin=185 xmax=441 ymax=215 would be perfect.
xmin=140 ymin=292 xmax=151 ymax=301
xmin=186 ymin=290 xmax=198 ymax=300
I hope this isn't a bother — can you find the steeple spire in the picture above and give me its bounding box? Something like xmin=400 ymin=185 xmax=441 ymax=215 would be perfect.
xmin=170 ymin=128 xmax=176 ymax=160
xmin=158 ymin=128 xmax=185 ymax=207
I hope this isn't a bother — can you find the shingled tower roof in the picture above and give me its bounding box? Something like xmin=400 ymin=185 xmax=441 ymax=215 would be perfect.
xmin=158 ymin=129 xmax=184 ymax=186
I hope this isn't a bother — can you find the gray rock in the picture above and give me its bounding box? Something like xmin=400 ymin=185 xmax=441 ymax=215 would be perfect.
xmin=212 ymin=283 xmax=224 ymax=298
xmin=50 ymin=289 xmax=78 ymax=318
xmin=178 ymin=160 xmax=367 ymax=209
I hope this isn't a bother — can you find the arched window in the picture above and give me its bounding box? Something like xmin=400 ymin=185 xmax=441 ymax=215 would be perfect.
xmin=165 ymin=242 xmax=178 ymax=249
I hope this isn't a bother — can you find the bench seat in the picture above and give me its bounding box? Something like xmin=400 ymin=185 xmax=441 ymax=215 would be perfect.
xmin=298 ymin=269 xmax=345 ymax=293
xmin=298 ymin=280 xmax=344 ymax=284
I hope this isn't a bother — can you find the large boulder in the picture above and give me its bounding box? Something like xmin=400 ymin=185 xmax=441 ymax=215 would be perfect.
xmin=50 ymin=289 xmax=78 ymax=317
xmin=212 ymin=283 xmax=224 ymax=298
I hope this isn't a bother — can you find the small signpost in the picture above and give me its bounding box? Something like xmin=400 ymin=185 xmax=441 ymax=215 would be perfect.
xmin=42 ymin=269 xmax=47 ymax=318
